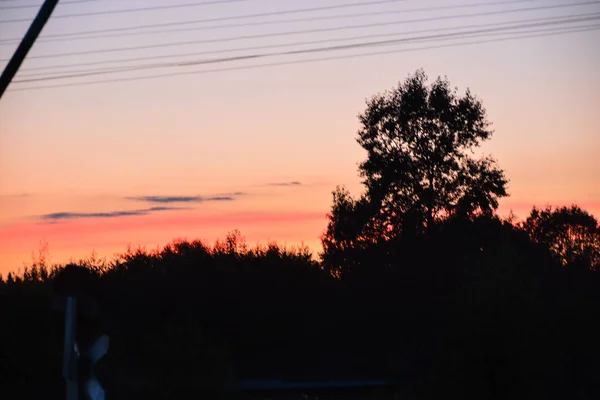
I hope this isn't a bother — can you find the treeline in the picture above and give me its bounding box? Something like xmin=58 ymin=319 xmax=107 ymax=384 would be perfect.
xmin=2 ymin=69 xmax=600 ymax=399
xmin=1 ymin=214 xmax=599 ymax=399
xmin=0 ymin=234 xmax=330 ymax=399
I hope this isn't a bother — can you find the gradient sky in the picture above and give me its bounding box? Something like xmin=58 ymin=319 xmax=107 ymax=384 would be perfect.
xmin=1 ymin=0 xmax=599 ymax=275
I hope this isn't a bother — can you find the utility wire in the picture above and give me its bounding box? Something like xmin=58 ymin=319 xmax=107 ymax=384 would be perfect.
xmin=0 ymin=0 xmax=98 ymax=10
xmin=0 ymin=0 xmax=547 ymax=44
xmin=0 ymin=0 xmax=405 ymax=24
xmin=17 ymin=25 xmax=600 ymax=82
xmin=3 ymin=2 xmax=597 ymax=62
xmin=13 ymin=18 xmax=600 ymax=84
xmin=0 ymin=0 xmax=60 ymax=100
xmin=18 ymin=13 xmax=585 ymax=76
xmin=19 ymin=13 xmax=600 ymax=78
xmin=0 ymin=0 xmax=548 ymax=38
xmin=9 ymin=27 xmax=597 ymax=93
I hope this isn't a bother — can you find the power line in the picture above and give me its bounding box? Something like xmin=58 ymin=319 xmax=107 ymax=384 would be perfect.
xmin=0 ymin=0 xmax=404 ymax=24
xmin=19 ymin=13 xmax=585 ymax=76
xmin=9 ymin=26 xmax=597 ymax=93
xmin=3 ymin=2 xmax=597 ymax=62
xmin=0 ymin=0 xmax=246 ymax=23
xmin=16 ymin=25 xmax=600 ymax=83
xmin=0 ymin=0 xmax=98 ymax=11
xmin=0 ymin=0 xmax=545 ymax=38
xmin=0 ymin=0 xmax=546 ymax=44
xmin=16 ymin=14 xmax=598 ymax=79
xmin=13 ymin=18 xmax=600 ymax=84
xmin=0 ymin=0 xmax=60 ymax=100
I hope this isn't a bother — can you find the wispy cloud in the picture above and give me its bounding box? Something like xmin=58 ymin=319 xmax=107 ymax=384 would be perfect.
xmin=39 ymin=206 xmax=185 ymax=221
xmin=126 ymin=193 xmax=245 ymax=204
xmin=267 ymin=181 xmax=302 ymax=187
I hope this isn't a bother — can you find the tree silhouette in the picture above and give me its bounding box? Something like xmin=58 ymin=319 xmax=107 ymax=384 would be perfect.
xmin=2 ymin=68 xmax=600 ymax=398
xmin=523 ymin=205 xmax=600 ymax=269
xmin=321 ymin=69 xmax=508 ymax=273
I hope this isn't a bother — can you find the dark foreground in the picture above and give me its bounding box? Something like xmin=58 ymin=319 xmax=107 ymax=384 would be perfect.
xmin=1 ymin=217 xmax=600 ymax=399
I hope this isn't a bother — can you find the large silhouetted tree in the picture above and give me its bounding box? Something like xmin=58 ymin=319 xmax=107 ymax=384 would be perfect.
xmin=321 ymin=69 xmax=508 ymax=273
xmin=523 ymin=205 xmax=600 ymax=269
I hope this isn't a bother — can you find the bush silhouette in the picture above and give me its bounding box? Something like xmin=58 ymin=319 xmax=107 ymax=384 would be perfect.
xmin=1 ymin=70 xmax=599 ymax=399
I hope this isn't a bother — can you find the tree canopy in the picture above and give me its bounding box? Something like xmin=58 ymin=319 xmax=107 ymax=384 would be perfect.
xmin=523 ymin=205 xmax=600 ymax=269
xmin=321 ymin=69 xmax=508 ymax=272
xmin=2 ymin=69 xmax=599 ymax=400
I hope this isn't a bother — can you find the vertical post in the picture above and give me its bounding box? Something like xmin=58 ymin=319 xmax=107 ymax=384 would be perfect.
xmin=0 ymin=0 xmax=60 ymax=100
xmin=63 ymin=296 xmax=79 ymax=400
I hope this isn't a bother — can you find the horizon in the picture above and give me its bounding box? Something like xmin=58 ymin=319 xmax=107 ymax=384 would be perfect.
xmin=1 ymin=0 xmax=599 ymax=275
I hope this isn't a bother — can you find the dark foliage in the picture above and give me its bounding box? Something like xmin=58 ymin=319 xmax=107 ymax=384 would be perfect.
xmin=523 ymin=205 xmax=600 ymax=269
xmin=321 ymin=70 xmax=508 ymax=277
xmin=2 ymin=71 xmax=599 ymax=399
xmin=2 ymin=216 xmax=599 ymax=399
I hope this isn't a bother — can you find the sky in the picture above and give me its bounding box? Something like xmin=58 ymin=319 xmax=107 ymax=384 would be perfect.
xmin=0 ymin=0 xmax=599 ymax=275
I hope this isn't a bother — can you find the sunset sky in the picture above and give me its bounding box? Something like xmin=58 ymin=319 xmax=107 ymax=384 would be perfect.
xmin=1 ymin=0 xmax=599 ymax=275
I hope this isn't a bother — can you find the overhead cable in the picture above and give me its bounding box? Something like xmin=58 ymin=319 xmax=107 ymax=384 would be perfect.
xmin=0 ymin=0 xmax=405 ymax=24
xmin=3 ymin=2 xmax=598 ymax=62
xmin=0 ymin=0 xmax=547 ymax=44
xmin=9 ymin=27 xmax=596 ymax=92
xmin=13 ymin=18 xmax=600 ymax=84
xmin=18 ymin=13 xmax=586 ymax=76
